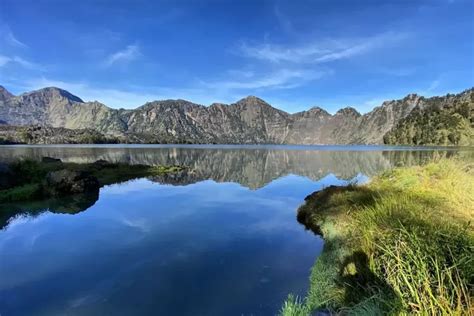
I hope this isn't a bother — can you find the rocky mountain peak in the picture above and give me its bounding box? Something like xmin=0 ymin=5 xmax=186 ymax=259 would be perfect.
xmin=138 ymin=99 xmax=204 ymax=114
xmin=236 ymin=95 xmax=269 ymax=106
xmin=307 ymin=106 xmax=330 ymax=116
xmin=1 ymin=85 xmax=470 ymax=146
xmin=209 ymin=102 xmax=227 ymax=108
xmin=0 ymin=85 xmax=14 ymax=102
xmin=25 ymin=87 xmax=84 ymax=103
xmin=404 ymin=93 xmax=419 ymax=100
xmin=335 ymin=107 xmax=361 ymax=117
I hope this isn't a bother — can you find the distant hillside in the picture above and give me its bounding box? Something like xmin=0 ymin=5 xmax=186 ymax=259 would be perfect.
xmin=0 ymin=85 xmax=473 ymax=145
xmin=0 ymin=125 xmax=119 ymax=145
xmin=384 ymin=89 xmax=474 ymax=146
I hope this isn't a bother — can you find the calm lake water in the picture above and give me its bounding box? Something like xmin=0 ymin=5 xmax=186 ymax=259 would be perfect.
xmin=0 ymin=145 xmax=471 ymax=315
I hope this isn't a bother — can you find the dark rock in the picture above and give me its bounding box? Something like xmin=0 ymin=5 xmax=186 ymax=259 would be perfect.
xmin=0 ymin=163 xmax=14 ymax=190
xmin=41 ymin=156 xmax=62 ymax=163
xmin=93 ymin=159 xmax=110 ymax=166
xmin=92 ymin=159 xmax=112 ymax=170
xmin=44 ymin=170 xmax=99 ymax=196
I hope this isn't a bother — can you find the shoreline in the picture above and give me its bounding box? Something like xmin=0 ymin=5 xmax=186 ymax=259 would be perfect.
xmin=0 ymin=158 xmax=187 ymax=229
xmin=281 ymin=159 xmax=474 ymax=315
xmin=1 ymin=143 xmax=471 ymax=151
xmin=0 ymin=159 xmax=186 ymax=204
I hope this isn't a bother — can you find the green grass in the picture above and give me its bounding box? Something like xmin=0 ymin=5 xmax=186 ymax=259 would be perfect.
xmin=0 ymin=183 xmax=42 ymax=203
xmin=87 ymin=162 xmax=185 ymax=186
xmin=280 ymin=295 xmax=312 ymax=315
xmin=282 ymin=159 xmax=474 ymax=315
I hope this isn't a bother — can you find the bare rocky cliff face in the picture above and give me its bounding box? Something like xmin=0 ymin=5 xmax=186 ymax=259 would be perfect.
xmin=0 ymin=85 xmax=471 ymax=144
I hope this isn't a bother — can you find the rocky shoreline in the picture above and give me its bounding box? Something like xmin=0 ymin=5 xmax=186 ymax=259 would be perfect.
xmin=0 ymin=158 xmax=186 ymax=203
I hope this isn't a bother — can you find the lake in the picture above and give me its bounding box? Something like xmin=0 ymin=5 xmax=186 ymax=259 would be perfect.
xmin=0 ymin=145 xmax=470 ymax=315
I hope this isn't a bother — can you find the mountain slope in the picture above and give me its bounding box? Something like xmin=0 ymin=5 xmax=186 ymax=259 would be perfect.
xmin=0 ymin=86 xmax=14 ymax=103
xmin=0 ymin=85 xmax=472 ymax=145
xmin=0 ymin=87 xmax=127 ymax=135
xmin=383 ymin=89 xmax=474 ymax=146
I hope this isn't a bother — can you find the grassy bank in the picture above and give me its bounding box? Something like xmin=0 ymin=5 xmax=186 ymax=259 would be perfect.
xmin=282 ymin=159 xmax=473 ymax=315
xmin=0 ymin=159 xmax=185 ymax=203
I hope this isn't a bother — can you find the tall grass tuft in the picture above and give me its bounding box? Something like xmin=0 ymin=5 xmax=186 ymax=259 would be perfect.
xmin=280 ymin=295 xmax=311 ymax=316
xmin=282 ymin=159 xmax=474 ymax=315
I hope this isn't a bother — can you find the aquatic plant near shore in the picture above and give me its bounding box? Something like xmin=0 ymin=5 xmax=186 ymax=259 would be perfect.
xmin=281 ymin=159 xmax=474 ymax=315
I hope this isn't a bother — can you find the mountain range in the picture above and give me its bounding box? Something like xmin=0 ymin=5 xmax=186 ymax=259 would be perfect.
xmin=0 ymin=85 xmax=472 ymax=145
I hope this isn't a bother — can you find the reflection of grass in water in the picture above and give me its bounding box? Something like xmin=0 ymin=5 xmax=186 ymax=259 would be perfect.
xmin=0 ymin=160 xmax=185 ymax=203
xmin=281 ymin=159 xmax=473 ymax=315
xmin=0 ymin=183 xmax=42 ymax=202
xmin=0 ymin=191 xmax=99 ymax=229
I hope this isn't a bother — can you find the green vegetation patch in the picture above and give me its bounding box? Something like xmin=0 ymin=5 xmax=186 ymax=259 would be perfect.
xmin=281 ymin=159 xmax=474 ymax=315
xmin=384 ymin=93 xmax=474 ymax=146
xmin=0 ymin=183 xmax=43 ymax=203
xmin=0 ymin=159 xmax=186 ymax=203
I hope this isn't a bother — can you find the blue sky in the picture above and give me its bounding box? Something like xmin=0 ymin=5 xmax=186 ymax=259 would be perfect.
xmin=0 ymin=0 xmax=473 ymax=113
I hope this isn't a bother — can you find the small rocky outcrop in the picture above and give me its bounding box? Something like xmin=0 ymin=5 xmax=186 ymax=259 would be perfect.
xmin=44 ymin=170 xmax=99 ymax=196
xmin=92 ymin=159 xmax=111 ymax=169
xmin=41 ymin=156 xmax=62 ymax=163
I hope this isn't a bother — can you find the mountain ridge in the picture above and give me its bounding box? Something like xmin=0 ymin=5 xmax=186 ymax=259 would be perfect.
xmin=0 ymin=85 xmax=472 ymax=145
xmin=0 ymin=85 xmax=440 ymax=115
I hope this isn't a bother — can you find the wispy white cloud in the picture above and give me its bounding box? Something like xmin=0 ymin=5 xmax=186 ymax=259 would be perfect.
xmin=203 ymin=68 xmax=330 ymax=91
xmin=313 ymin=43 xmax=369 ymax=63
xmin=427 ymin=79 xmax=440 ymax=92
xmin=11 ymin=56 xmax=39 ymax=69
xmin=416 ymin=78 xmax=443 ymax=96
xmin=239 ymin=41 xmax=325 ymax=63
xmin=6 ymin=30 xmax=28 ymax=48
xmin=17 ymin=77 xmax=223 ymax=108
xmin=0 ymin=54 xmax=44 ymax=70
xmin=10 ymin=70 xmax=328 ymax=110
xmin=1 ymin=25 xmax=28 ymax=48
xmin=238 ymin=32 xmax=409 ymax=64
xmin=104 ymin=45 xmax=141 ymax=67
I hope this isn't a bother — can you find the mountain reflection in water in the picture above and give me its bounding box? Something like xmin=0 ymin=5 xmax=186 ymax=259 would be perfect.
xmin=0 ymin=145 xmax=463 ymax=189
xmin=0 ymin=145 xmax=470 ymax=315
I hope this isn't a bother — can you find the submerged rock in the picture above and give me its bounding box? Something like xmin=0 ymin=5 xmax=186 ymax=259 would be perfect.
xmin=41 ymin=156 xmax=62 ymax=163
xmin=44 ymin=170 xmax=99 ymax=196
xmin=92 ymin=159 xmax=111 ymax=169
